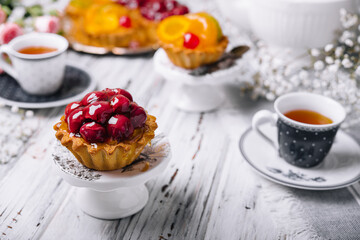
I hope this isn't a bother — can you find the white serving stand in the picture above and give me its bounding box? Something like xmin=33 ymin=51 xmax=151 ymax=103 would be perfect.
xmin=154 ymin=48 xmax=253 ymax=112
xmin=52 ymin=133 xmax=171 ymax=220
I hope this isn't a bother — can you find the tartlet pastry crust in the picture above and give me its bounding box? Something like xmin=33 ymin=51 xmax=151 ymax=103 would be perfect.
xmin=54 ymin=114 xmax=157 ymax=171
xmin=160 ymin=36 xmax=229 ymax=69
xmin=63 ymin=4 xmax=158 ymax=49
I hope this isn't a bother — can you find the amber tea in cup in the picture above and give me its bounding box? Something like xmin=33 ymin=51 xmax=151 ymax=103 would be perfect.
xmin=252 ymin=92 xmax=346 ymax=168
xmin=0 ymin=33 xmax=68 ymax=95
xmin=17 ymin=46 xmax=57 ymax=55
xmin=284 ymin=109 xmax=333 ymax=125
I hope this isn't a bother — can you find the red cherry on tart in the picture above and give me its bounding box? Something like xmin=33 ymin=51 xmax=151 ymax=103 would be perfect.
xmin=183 ymin=32 xmax=200 ymax=49
xmin=119 ymin=16 xmax=132 ymax=28
xmin=63 ymin=88 xmax=148 ymax=143
xmin=107 ymin=114 xmax=134 ymax=141
xmin=110 ymin=95 xmax=130 ymax=113
xmin=80 ymin=122 xmax=107 ymax=143
xmin=84 ymin=101 xmax=114 ymax=124
xmin=171 ymin=5 xmax=189 ymax=15
xmin=54 ymin=88 xmax=158 ymax=171
xmin=103 ymin=88 xmax=133 ymax=101
xmin=64 ymin=101 xmax=82 ymax=122
xmin=130 ymin=103 xmax=147 ymax=128
xmin=81 ymin=91 xmax=107 ymax=105
xmin=67 ymin=108 xmax=85 ymax=133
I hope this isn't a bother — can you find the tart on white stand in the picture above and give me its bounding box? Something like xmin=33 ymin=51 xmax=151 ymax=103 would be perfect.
xmin=52 ymin=133 xmax=171 ymax=220
xmin=154 ymin=48 xmax=253 ymax=112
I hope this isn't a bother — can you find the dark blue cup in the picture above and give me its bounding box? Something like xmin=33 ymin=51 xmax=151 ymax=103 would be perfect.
xmin=252 ymin=92 xmax=346 ymax=168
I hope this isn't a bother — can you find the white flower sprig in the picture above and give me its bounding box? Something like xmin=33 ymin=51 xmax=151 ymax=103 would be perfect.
xmin=248 ymin=8 xmax=360 ymax=127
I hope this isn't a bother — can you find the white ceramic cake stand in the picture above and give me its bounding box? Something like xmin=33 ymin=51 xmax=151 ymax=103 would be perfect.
xmin=154 ymin=48 xmax=253 ymax=112
xmin=52 ymin=133 xmax=171 ymax=220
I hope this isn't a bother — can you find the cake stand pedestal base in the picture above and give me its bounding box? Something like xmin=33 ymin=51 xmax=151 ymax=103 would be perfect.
xmin=76 ymin=184 xmax=149 ymax=220
xmin=174 ymin=84 xmax=224 ymax=112
xmin=52 ymin=133 xmax=171 ymax=220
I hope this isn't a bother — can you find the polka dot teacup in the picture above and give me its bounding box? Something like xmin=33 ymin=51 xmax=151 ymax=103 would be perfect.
xmin=252 ymin=92 xmax=346 ymax=168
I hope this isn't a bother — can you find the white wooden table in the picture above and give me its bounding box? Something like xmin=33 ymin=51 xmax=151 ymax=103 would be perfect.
xmin=1 ymin=1 xmax=360 ymax=239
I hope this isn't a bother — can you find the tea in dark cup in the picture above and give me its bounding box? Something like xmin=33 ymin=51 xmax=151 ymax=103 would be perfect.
xmin=252 ymin=92 xmax=346 ymax=168
xmin=284 ymin=109 xmax=333 ymax=125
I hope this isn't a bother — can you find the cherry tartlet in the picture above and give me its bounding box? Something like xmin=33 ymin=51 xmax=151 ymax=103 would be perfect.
xmin=54 ymin=88 xmax=157 ymax=171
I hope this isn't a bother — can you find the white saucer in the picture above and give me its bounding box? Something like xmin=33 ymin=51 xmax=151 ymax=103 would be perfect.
xmin=154 ymin=48 xmax=253 ymax=112
xmin=239 ymin=123 xmax=360 ymax=190
xmin=52 ymin=133 xmax=171 ymax=219
xmin=0 ymin=62 xmax=96 ymax=109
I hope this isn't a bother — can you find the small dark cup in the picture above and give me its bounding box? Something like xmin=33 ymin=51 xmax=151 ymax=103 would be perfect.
xmin=252 ymin=92 xmax=346 ymax=168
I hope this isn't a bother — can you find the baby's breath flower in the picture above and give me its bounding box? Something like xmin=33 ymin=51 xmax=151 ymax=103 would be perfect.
xmin=11 ymin=105 xmax=19 ymax=113
xmin=265 ymin=92 xmax=275 ymax=101
xmin=324 ymin=44 xmax=334 ymax=52
xmin=335 ymin=47 xmax=344 ymax=57
xmin=327 ymin=64 xmax=339 ymax=73
xmin=25 ymin=110 xmax=34 ymax=118
xmin=314 ymin=60 xmax=325 ymax=70
xmin=310 ymin=49 xmax=321 ymax=57
xmin=355 ymin=66 xmax=360 ymax=75
xmin=298 ymin=70 xmax=308 ymax=80
xmin=325 ymin=56 xmax=334 ymax=64
xmin=345 ymin=39 xmax=354 ymax=47
xmin=342 ymin=58 xmax=353 ymax=68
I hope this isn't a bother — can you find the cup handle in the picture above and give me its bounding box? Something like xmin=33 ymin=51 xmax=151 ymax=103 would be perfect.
xmin=252 ymin=110 xmax=279 ymax=149
xmin=0 ymin=45 xmax=18 ymax=80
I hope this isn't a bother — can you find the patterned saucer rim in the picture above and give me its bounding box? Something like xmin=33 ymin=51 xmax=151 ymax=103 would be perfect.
xmin=239 ymin=127 xmax=360 ymax=190
xmin=0 ymin=61 xmax=96 ymax=109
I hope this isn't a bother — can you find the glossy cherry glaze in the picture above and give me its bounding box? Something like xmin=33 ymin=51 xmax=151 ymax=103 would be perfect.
xmin=80 ymin=122 xmax=107 ymax=142
xmin=65 ymin=88 xmax=146 ymax=143
xmin=107 ymin=114 xmax=134 ymax=141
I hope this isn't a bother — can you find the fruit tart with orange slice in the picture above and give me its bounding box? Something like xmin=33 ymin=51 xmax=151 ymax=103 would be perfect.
xmin=64 ymin=0 xmax=189 ymax=50
xmin=157 ymin=12 xmax=228 ymax=69
xmin=54 ymin=88 xmax=157 ymax=171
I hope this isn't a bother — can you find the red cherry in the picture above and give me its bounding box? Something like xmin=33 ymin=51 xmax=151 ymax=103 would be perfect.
xmin=107 ymin=114 xmax=134 ymax=141
xmin=149 ymin=1 xmax=166 ymax=12
xmin=103 ymin=88 xmax=133 ymax=101
xmin=165 ymin=0 xmax=178 ymax=10
xmin=80 ymin=122 xmax=107 ymax=143
xmin=130 ymin=103 xmax=147 ymax=128
xmin=119 ymin=89 xmax=133 ymax=101
xmin=119 ymin=16 xmax=132 ymax=28
xmin=84 ymin=101 xmax=113 ymax=124
xmin=67 ymin=108 xmax=85 ymax=133
xmin=65 ymin=101 xmax=82 ymax=122
xmin=183 ymin=32 xmax=200 ymax=49
xmin=140 ymin=7 xmax=156 ymax=20
xmin=81 ymin=91 xmax=107 ymax=106
xmin=171 ymin=5 xmax=189 ymax=15
xmin=110 ymin=95 xmax=130 ymax=113
xmin=117 ymin=0 xmax=144 ymax=8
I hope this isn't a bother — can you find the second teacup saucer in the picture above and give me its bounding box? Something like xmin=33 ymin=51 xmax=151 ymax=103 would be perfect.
xmin=0 ymin=63 xmax=96 ymax=109
xmin=239 ymin=122 xmax=360 ymax=190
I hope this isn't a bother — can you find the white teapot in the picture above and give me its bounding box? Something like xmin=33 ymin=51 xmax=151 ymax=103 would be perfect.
xmin=217 ymin=0 xmax=357 ymax=48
